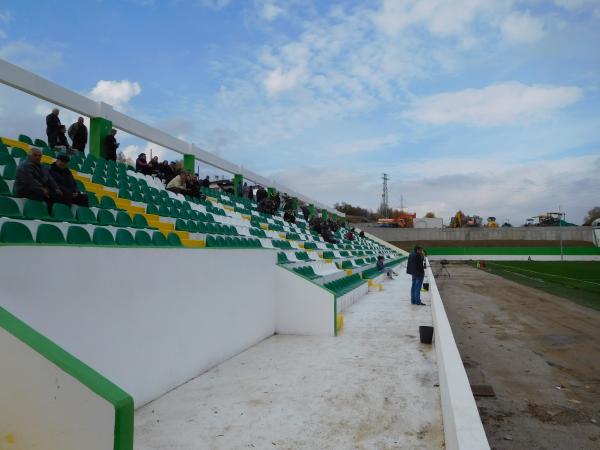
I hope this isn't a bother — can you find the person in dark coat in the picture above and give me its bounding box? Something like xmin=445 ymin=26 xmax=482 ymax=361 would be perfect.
xmin=255 ymin=186 xmax=267 ymax=204
xmin=301 ymin=204 xmax=310 ymax=221
xmin=46 ymin=108 xmax=61 ymax=148
xmin=149 ymin=156 xmax=159 ymax=174
xmin=15 ymin=147 xmax=62 ymax=210
xmin=201 ymin=176 xmax=210 ymax=188
xmin=103 ymin=129 xmax=119 ymax=161
xmin=55 ymin=125 xmax=71 ymax=152
xmin=48 ymin=153 xmax=88 ymax=206
xmin=406 ymin=245 xmax=426 ymax=305
xmin=68 ymin=117 xmax=88 ymax=154
xmin=136 ymin=153 xmax=152 ymax=175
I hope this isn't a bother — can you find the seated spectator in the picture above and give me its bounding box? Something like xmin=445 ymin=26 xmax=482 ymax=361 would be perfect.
xmin=376 ymin=255 xmax=397 ymax=279
xmin=149 ymin=156 xmax=159 ymax=174
xmin=136 ymin=153 xmax=152 ymax=175
xmin=345 ymin=230 xmax=354 ymax=241
xmin=359 ymin=230 xmax=365 ymax=238
xmin=283 ymin=210 xmax=296 ymax=224
xmin=157 ymin=160 xmax=172 ymax=182
xmin=258 ymin=196 xmax=277 ymax=215
xmin=49 ymin=153 xmax=88 ymax=206
xmin=201 ymin=175 xmax=210 ymax=188
xmin=54 ymin=125 xmax=72 ymax=153
xmin=166 ymin=171 xmax=188 ymax=195
xmin=14 ymin=147 xmax=62 ymax=210
xmin=187 ymin=175 xmax=205 ymax=200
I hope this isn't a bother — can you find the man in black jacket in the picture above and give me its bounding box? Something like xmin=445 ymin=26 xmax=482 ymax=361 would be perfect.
xmin=49 ymin=153 xmax=88 ymax=206
xmin=55 ymin=125 xmax=71 ymax=153
xmin=103 ymin=129 xmax=119 ymax=161
xmin=46 ymin=108 xmax=61 ymax=148
xmin=406 ymin=245 xmax=426 ymax=305
xmin=68 ymin=117 xmax=88 ymax=154
xmin=15 ymin=147 xmax=62 ymax=210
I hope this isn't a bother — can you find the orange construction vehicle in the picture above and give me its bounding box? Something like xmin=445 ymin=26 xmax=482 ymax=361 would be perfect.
xmin=377 ymin=211 xmax=416 ymax=228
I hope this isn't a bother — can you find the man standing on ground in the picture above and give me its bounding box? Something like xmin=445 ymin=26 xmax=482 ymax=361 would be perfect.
xmin=68 ymin=117 xmax=88 ymax=154
xmin=407 ymin=245 xmax=426 ymax=305
xmin=46 ymin=108 xmax=61 ymax=148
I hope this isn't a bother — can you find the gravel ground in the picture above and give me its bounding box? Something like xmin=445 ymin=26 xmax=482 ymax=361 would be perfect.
xmin=434 ymin=262 xmax=600 ymax=450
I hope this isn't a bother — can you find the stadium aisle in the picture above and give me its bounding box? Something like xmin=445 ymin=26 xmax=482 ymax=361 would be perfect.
xmin=135 ymin=273 xmax=443 ymax=449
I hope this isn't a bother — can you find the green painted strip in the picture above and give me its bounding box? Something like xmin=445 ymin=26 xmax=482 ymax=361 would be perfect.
xmin=425 ymin=246 xmax=600 ymax=256
xmin=0 ymin=306 xmax=133 ymax=450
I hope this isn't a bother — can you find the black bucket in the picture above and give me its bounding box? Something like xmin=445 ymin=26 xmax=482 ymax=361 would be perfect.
xmin=419 ymin=326 xmax=434 ymax=344
xmin=423 ymin=282 xmax=430 ymax=291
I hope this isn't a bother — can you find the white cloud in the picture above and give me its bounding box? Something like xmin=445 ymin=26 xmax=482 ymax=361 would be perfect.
xmin=501 ymin=12 xmax=546 ymax=43
xmin=88 ymin=80 xmax=142 ymax=111
xmin=404 ymin=82 xmax=583 ymax=126
xmin=331 ymin=134 xmax=402 ymax=155
xmin=264 ymin=66 xmax=305 ymax=95
xmin=261 ymin=2 xmax=284 ymax=21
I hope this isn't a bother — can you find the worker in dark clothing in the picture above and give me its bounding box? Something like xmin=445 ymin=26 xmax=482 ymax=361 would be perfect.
xmin=103 ymin=129 xmax=119 ymax=161
xmin=68 ymin=117 xmax=88 ymax=154
xmin=48 ymin=153 xmax=88 ymax=206
xmin=406 ymin=245 xmax=426 ymax=306
xmin=15 ymin=147 xmax=62 ymax=210
xmin=46 ymin=108 xmax=61 ymax=148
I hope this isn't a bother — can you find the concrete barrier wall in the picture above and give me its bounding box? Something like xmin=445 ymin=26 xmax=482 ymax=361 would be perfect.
xmin=427 ymin=262 xmax=490 ymax=450
xmin=0 ymin=246 xmax=276 ymax=407
xmin=0 ymin=307 xmax=133 ymax=450
xmin=353 ymin=224 xmax=594 ymax=242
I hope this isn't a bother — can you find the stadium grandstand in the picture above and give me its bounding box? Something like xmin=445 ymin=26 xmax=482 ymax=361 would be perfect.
xmin=0 ymin=59 xmax=488 ymax=449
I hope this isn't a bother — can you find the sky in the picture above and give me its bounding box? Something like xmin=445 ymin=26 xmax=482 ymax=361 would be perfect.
xmin=0 ymin=0 xmax=599 ymax=225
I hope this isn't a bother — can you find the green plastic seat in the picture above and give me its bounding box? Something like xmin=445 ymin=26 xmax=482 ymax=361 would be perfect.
xmin=92 ymin=173 xmax=106 ymax=185
xmin=146 ymin=203 xmax=160 ymax=215
xmin=158 ymin=205 xmax=171 ymax=217
xmin=11 ymin=148 xmax=27 ymax=160
xmin=0 ymin=178 xmax=10 ymax=196
xmin=152 ymin=231 xmax=168 ymax=246
xmin=167 ymin=232 xmax=182 ymax=247
xmin=115 ymin=228 xmax=135 ymax=246
xmin=135 ymin=230 xmax=153 ymax=246
xmin=36 ymin=223 xmax=65 ymax=244
xmin=100 ymin=196 xmax=117 ymax=209
xmin=23 ymin=199 xmax=52 ymax=220
xmin=175 ymin=219 xmax=189 ymax=231
xmin=87 ymin=193 xmax=100 ymax=208
xmin=116 ymin=211 xmax=133 ymax=227
xmin=93 ymin=227 xmax=114 ymax=245
xmin=130 ymin=192 xmax=143 ymax=202
xmin=0 ymin=153 xmax=16 ymax=166
xmin=66 ymin=225 xmax=92 ymax=245
xmin=2 ymin=165 xmax=16 ymax=180
xmin=0 ymin=221 xmax=33 ymax=243
xmin=187 ymin=220 xmax=198 ymax=233
xmin=75 ymin=206 xmax=98 ymax=224
xmin=18 ymin=134 xmax=33 ymax=145
xmin=118 ymin=189 xmax=132 ymax=200
xmin=97 ymin=209 xmax=116 ymax=226
xmin=0 ymin=197 xmax=22 ymax=218
xmin=105 ymin=178 xmax=119 ymax=188
xmin=52 ymin=203 xmax=76 ymax=222
xmin=132 ymin=214 xmax=150 ymax=229
xmin=34 ymin=138 xmax=47 ymax=148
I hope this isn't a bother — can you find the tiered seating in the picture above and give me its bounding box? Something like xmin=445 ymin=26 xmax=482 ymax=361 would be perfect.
xmin=1 ymin=133 xmax=405 ymax=299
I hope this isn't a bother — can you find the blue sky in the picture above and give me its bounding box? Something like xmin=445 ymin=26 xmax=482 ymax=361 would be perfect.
xmin=0 ymin=0 xmax=599 ymax=224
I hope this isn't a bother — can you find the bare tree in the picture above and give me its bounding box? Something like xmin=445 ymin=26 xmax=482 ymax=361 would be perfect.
xmin=583 ymin=207 xmax=600 ymax=225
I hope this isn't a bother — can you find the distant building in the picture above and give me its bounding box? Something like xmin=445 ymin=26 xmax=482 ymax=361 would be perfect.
xmin=413 ymin=217 xmax=443 ymax=229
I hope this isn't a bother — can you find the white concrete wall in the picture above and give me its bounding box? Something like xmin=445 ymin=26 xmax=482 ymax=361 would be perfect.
xmin=0 ymin=247 xmax=276 ymax=407
xmin=427 ymin=262 xmax=490 ymax=450
xmin=275 ymin=266 xmax=335 ymax=336
xmin=0 ymin=328 xmax=115 ymax=450
xmin=594 ymin=227 xmax=600 ymax=247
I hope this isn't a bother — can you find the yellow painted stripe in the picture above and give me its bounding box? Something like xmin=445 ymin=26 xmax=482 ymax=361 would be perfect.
xmin=1 ymin=138 xmax=29 ymax=150
xmin=182 ymin=239 xmax=205 ymax=248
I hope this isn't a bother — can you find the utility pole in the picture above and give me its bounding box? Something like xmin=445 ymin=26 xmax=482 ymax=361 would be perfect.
xmin=379 ymin=173 xmax=390 ymax=218
xmin=559 ymin=205 xmax=564 ymax=262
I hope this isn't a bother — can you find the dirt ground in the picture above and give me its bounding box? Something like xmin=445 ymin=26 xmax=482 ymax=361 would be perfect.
xmin=433 ymin=262 xmax=600 ymax=450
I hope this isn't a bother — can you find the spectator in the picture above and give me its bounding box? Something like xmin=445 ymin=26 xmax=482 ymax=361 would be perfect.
xmin=376 ymin=255 xmax=397 ymax=279
xmin=68 ymin=117 xmax=88 ymax=154
xmin=273 ymin=193 xmax=281 ymax=211
xmin=14 ymin=147 xmax=62 ymax=210
xmin=166 ymin=171 xmax=188 ymax=195
xmin=256 ymin=186 xmax=267 ymax=204
xmin=283 ymin=210 xmax=296 ymax=224
xmin=359 ymin=230 xmax=365 ymax=238
xmin=49 ymin=153 xmax=88 ymax=206
xmin=242 ymin=182 xmax=250 ymax=199
xmin=406 ymin=245 xmax=426 ymax=306
xmin=46 ymin=108 xmax=61 ymax=148
xmin=157 ymin=160 xmax=172 ymax=182
xmin=201 ymin=176 xmax=210 ymax=189
xmin=54 ymin=125 xmax=72 ymax=153
xmin=103 ymin=129 xmax=119 ymax=161
xmin=136 ymin=153 xmax=152 ymax=175
xmin=345 ymin=229 xmax=354 ymax=241
xmin=301 ymin=204 xmax=310 ymax=221
xmin=149 ymin=156 xmax=159 ymax=174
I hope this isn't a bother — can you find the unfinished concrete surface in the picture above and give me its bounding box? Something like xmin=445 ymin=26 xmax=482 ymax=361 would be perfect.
xmin=135 ymin=274 xmax=444 ymax=449
xmin=435 ymin=262 xmax=600 ymax=450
